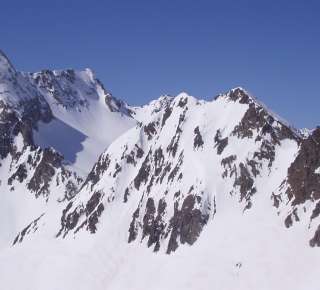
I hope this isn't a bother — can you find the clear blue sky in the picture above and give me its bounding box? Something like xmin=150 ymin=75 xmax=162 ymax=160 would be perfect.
xmin=1 ymin=0 xmax=319 ymax=128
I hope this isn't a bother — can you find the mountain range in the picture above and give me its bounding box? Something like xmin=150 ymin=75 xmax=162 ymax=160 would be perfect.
xmin=0 ymin=49 xmax=319 ymax=290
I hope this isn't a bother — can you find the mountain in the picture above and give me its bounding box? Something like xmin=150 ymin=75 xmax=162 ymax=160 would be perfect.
xmin=26 ymin=67 xmax=136 ymax=174
xmin=0 ymin=50 xmax=135 ymax=248
xmin=0 ymin=50 xmax=320 ymax=290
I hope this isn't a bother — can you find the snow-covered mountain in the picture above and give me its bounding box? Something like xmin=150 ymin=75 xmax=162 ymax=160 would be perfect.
xmin=0 ymin=50 xmax=320 ymax=290
xmin=27 ymin=67 xmax=136 ymax=174
xmin=0 ymin=50 xmax=135 ymax=248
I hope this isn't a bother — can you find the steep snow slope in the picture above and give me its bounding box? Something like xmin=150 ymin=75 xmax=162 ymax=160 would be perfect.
xmin=27 ymin=69 xmax=136 ymax=174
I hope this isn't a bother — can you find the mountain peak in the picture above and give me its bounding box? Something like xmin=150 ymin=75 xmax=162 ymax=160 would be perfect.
xmin=176 ymin=91 xmax=190 ymax=98
xmin=0 ymin=49 xmax=16 ymax=77
xmin=0 ymin=50 xmax=37 ymax=108
xmin=215 ymin=86 xmax=298 ymax=132
xmin=214 ymin=86 xmax=254 ymax=104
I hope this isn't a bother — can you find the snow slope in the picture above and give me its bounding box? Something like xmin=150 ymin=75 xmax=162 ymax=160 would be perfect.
xmin=1 ymin=191 xmax=320 ymax=290
xmin=27 ymin=69 xmax=136 ymax=174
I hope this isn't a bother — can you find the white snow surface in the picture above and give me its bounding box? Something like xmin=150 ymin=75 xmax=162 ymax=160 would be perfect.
xmin=1 ymin=196 xmax=320 ymax=290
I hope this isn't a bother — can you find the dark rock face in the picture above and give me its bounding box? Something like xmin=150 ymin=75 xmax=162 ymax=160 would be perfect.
xmin=153 ymin=147 xmax=165 ymax=177
xmin=13 ymin=214 xmax=45 ymax=245
xmin=128 ymin=190 xmax=208 ymax=254
xmin=121 ymin=144 xmax=144 ymax=166
xmin=310 ymin=225 xmax=320 ymax=247
xmin=285 ymin=128 xmax=320 ymax=206
xmin=177 ymin=96 xmax=188 ymax=108
xmin=145 ymin=198 xmax=167 ymax=252
xmin=31 ymin=69 xmax=89 ymax=109
xmin=221 ymin=155 xmax=237 ymax=178
xmin=310 ymin=201 xmax=320 ymax=221
xmin=7 ymin=143 xmax=81 ymax=203
xmin=57 ymin=191 xmax=105 ymax=237
xmin=162 ymin=107 xmax=172 ymax=127
xmin=128 ymin=208 xmax=140 ymax=243
xmin=247 ymin=159 xmax=260 ymax=178
xmin=234 ymin=163 xmax=256 ymax=203
xmin=271 ymin=192 xmax=282 ymax=208
xmin=141 ymin=199 xmax=156 ymax=239
xmin=0 ymin=96 xmax=52 ymax=159
xmin=84 ymin=154 xmax=111 ymax=190
xmin=103 ymin=88 xmax=134 ymax=116
xmin=8 ymin=164 xmax=27 ymax=185
xmin=86 ymin=191 xmax=102 ymax=215
xmin=221 ymin=155 xmax=260 ymax=209
xmin=30 ymin=68 xmax=134 ymax=116
xmin=32 ymin=70 xmax=78 ymax=108
xmin=144 ymin=122 xmax=157 ymax=140
xmin=232 ymin=104 xmax=267 ymax=139
xmin=227 ymin=88 xmax=251 ymax=104
xmin=227 ymin=89 xmax=298 ymax=146
xmin=167 ymin=194 xmax=209 ymax=254
xmin=167 ymin=108 xmax=187 ymax=158
xmin=0 ymin=102 xmax=21 ymax=159
xmin=128 ymin=197 xmax=166 ymax=251
xmin=284 ymin=209 xmax=299 ymax=228
xmin=214 ymin=130 xmax=228 ymax=155
xmin=56 ymin=202 xmax=80 ymax=237
xmin=123 ymin=187 xmax=130 ymax=203
xmin=64 ymin=178 xmax=80 ymax=200
xmin=278 ymin=128 xmax=320 ymax=246
xmin=194 ymin=126 xmax=204 ymax=149
xmin=113 ymin=163 xmax=122 ymax=178
xmin=0 ymin=106 xmax=15 ymax=158
xmin=27 ymin=148 xmax=64 ymax=198
xmin=167 ymin=151 xmax=183 ymax=183
xmin=85 ymin=191 xmax=105 ymax=233
xmin=134 ymin=151 xmax=151 ymax=190
xmin=253 ymin=140 xmax=275 ymax=168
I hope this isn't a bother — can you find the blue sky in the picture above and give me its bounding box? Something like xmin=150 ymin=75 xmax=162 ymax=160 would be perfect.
xmin=1 ymin=0 xmax=319 ymax=128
